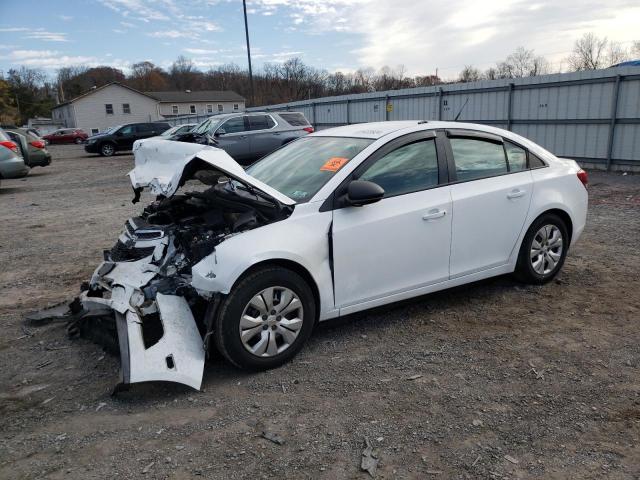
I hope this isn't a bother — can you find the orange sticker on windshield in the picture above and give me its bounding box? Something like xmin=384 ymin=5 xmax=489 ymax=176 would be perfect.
xmin=320 ymin=157 xmax=349 ymax=172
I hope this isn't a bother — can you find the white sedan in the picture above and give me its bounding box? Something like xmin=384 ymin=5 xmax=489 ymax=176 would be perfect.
xmin=76 ymin=121 xmax=588 ymax=390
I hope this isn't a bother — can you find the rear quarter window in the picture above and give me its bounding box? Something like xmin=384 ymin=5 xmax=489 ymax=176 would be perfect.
xmin=279 ymin=112 xmax=310 ymax=127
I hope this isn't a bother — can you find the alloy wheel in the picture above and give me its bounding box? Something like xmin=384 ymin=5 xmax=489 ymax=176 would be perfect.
xmin=239 ymin=286 xmax=304 ymax=357
xmin=530 ymin=224 xmax=563 ymax=275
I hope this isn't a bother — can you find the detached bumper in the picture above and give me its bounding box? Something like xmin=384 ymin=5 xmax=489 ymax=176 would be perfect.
xmin=80 ymin=258 xmax=205 ymax=390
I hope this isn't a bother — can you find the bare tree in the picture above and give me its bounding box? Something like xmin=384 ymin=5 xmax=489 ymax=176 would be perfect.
xmin=567 ymin=33 xmax=609 ymax=70
xmin=496 ymin=47 xmax=550 ymax=78
xmin=130 ymin=61 xmax=168 ymax=91
xmin=459 ymin=65 xmax=481 ymax=83
xmin=632 ymin=40 xmax=640 ymax=58
xmin=606 ymin=41 xmax=629 ymax=66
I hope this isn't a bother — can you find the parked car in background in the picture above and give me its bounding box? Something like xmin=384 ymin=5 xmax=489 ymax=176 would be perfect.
xmin=84 ymin=122 xmax=171 ymax=156
xmin=157 ymin=123 xmax=196 ymax=138
xmin=73 ymin=120 xmax=587 ymax=390
xmin=5 ymin=127 xmax=52 ymax=168
xmin=0 ymin=127 xmax=30 ymax=180
xmin=170 ymin=112 xmax=313 ymax=165
xmin=43 ymin=128 xmax=88 ymax=145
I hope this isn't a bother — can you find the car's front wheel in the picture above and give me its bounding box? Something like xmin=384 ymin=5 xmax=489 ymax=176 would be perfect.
xmin=100 ymin=142 xmax=115 ymax=156
xmin=214 ymin=266 xmax=316 ymax=370
xmin=514 ymin=213 xmax=569 ymax=284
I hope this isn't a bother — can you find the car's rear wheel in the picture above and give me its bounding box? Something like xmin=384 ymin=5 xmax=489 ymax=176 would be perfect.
xmin=74 ymin=137 xmax=83 ymax=144
xmin=100 ymin=142 xmax=115 ymax=156
xmin=214 ymin=266 xmax=316 ymax=370
xmin=514 ymin=213 xmax=568 ymax=284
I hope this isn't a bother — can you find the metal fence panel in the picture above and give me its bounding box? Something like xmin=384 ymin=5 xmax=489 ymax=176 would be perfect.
xmin=243 ymin=67 xmax=640 ymax=169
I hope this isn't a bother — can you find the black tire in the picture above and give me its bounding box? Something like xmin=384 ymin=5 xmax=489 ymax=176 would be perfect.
xmin=74 ymin=137 xmax=83 ymax=144
xmin=214 ymin=266 xmax=316 ymax=370
xmin=514 ymin=213 xmax=569 ymax=284
xmin=100 ymin=142 xmax=115 ymax=157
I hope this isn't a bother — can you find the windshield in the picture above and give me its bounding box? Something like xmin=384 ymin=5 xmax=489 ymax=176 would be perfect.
xmin=103 ymin=125 xmax=121 ymax=135
xmin=246 ymin=136 xmax=374 ymax=203
xmin=192 ymin=117 xmax=223 ymax=135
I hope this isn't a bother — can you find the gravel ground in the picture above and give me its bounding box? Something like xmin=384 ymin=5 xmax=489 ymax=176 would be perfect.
xmin=0 ymin=144 xmax=639 ymax=480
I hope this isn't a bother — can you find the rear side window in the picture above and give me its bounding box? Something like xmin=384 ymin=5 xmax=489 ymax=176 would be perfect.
xmin=450 ymin=138 xmax=507 ymax=181
xmin=359 ymin=140 xmax=439 ymax=197
xmin=279 ymin=112 xmax=310 ymax=126
xmin=504 ymin=141 xmax=527 ymax=172
xmin=248 ymin=115 xmax=275 ymax=131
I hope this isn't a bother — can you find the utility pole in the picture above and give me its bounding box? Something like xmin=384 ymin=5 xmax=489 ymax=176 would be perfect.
xmin=243 ymin=0 xmax=254 ymax=106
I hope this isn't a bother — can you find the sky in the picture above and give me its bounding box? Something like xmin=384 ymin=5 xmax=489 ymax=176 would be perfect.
xmin=0 ymin=0 xmax=639 ymax=80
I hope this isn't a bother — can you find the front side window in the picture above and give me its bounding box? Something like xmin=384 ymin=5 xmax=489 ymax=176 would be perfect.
xmin=122 ymin=103 xmax=131 ymax=114
xmin=358 ymin=139 xmax=439 ymax=197
xmin=119 ymin=125 xmax=134 ymax=135
xmin=247 ymin=136 xmax=374 ymax=203
xmin=219 ymin=116 xmax=246 ymax=134
xmin=190 ymin=105 xmax=196 ymax=114
xmin=450 ymin=138 xmax=507 ymax=182
xmin=105 ymin=104 xmax=113 ymax=115
xmin=504 ymin=141 xmax=527 ymax=172
xmin=172 ymin=105 xmax=179 ymax=115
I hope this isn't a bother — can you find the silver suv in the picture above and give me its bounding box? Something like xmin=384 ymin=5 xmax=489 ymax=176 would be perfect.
xmin=171 ymin=111 xmax=313 ymax=165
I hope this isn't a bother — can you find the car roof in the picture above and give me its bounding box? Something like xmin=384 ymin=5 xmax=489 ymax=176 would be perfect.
xmin=310 ymin=121 xmax=517 ymax=139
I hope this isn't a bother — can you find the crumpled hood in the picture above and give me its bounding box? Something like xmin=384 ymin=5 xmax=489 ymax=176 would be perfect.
xmin=128 ymin=138 xmax=295 ymax=205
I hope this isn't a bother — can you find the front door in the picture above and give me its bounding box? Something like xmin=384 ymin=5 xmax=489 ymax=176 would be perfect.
xmin=215 ymin=116 xmax=250 ymax=162
xmin=446 ymin=133 xmax=533 ymax=277
xmin=115 ymin=125 xmax=136 ymax=150
xmin=332 ymin=134 xmax=452 ymax=308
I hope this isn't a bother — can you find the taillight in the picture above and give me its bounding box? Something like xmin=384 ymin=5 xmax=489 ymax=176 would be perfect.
xmin=577 ymin=169 xmax=588 ymax=188
xmin=303 ymin=126 xmax=314 ymax=133
xmin=0 ymin=140 xmax=18 ymax=153
xmin=30 ymin=140 xmax=46 ymax=149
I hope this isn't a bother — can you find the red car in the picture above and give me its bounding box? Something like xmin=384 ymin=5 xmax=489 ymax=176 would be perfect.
xmin=43 ymin=128 xmax=88 ymax=145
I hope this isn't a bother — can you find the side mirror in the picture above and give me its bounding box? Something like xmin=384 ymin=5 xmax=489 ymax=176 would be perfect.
xmin=346 ymin=180 xmax=384 ymax=206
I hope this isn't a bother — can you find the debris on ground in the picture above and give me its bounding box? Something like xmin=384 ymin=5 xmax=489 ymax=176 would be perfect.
xmin=261 ymin=431 xmax=285 ymax=445
xmin=142 ymin=461 xmax=154 ymax=474
xmin=405 ymin=374 xmax=423 ymax=381
xmin=360 ymin=437 xmax=378 ymax=478
xmin=504 ymin=455 xmax=519 ymax=464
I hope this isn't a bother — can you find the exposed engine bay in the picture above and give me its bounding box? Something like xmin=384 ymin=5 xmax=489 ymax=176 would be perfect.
xmin=26 ymin=140 xmax=295 ymax=391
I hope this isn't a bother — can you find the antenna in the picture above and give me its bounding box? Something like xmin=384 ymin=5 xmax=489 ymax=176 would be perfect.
xmin=454 ymin=97 xmax=469 ymax=121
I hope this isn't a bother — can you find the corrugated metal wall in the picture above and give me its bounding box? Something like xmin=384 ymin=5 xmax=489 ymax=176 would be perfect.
xmin=248 ymin=67 xmax=640 ymax=170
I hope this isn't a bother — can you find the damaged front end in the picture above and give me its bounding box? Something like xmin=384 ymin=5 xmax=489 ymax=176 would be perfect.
xmin=30 ymin=140 xmax=294 ymax=391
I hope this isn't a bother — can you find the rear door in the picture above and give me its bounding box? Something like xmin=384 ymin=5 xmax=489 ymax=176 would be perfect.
xmin=247 ymin=114 xmax=279 ymax=158
xmin=135 ymin=124 xmax=155 ymax=141
xmin=214 ymin=116 xmax=250 ymax=162
xmin=446 ymin=130 xmax=533 ymax=278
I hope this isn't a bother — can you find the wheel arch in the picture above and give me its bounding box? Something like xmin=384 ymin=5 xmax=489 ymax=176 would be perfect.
xmin=535 ymin=208 xmax=574 ymax=246
xmin=230 ymin=258 xmax=322 ymax=323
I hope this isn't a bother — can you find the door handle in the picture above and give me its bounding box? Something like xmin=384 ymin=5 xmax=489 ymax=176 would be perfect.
xmin=507 ymin=189 xmax=526 ymax=199
xmin=422 ymin=209 xmax=446 ymax=221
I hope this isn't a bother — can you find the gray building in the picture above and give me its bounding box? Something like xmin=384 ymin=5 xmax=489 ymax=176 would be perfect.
xmin=51 ymin=83 xmax=245 ymax=135
xmin=147 ymin=90 xmax=245 ymax=118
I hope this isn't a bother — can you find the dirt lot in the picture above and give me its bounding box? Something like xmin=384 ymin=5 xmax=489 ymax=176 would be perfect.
xmin=0 ymin=144 xmax=639 ymax=479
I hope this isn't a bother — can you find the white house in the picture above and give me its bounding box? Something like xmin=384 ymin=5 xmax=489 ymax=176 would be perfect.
xmin=51 ymin=82 xmax=245 ymax=135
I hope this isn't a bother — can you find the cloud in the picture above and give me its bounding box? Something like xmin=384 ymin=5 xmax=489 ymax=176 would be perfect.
xmin=183 ymin=48 xmax=222 ymax=55
xmin=0 ymin=27 xmax=69 ymax=42
xmin=148 ymin=30 xmax=196 ymax=39
xmin=57 ymin=15 xmax=73 ymax=21
xmin=0 ymin=48 xmax=132 ymax=71
xmin=248 ymin=0 xmax=640 ymax=76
